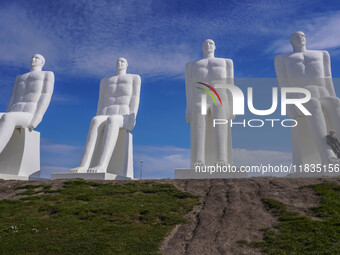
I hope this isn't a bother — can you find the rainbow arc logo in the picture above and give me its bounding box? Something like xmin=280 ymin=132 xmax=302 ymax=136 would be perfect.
xmin=196 ymin=82 xmax=222 ymax=106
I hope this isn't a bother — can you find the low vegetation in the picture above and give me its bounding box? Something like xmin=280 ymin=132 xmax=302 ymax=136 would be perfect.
xmin=0 ymin=180 xmax=199 ymax=255
xmin=254 ymin=183 xmax=340 ymax=255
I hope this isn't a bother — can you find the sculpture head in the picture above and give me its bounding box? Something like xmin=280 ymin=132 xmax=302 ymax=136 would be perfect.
xmin=290 ymin=31 xmax=306 ymax=49
xmin=30 ymin=54 xmax=45 ymax=69
xmin=202 ymin=39 xmax=216 ymax=55
xmin=116 ymin=57 xmax=128 ymax=72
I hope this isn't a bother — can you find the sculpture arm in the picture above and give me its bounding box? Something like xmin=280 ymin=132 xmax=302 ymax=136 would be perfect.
xmin=225 ymin=59 xmax=234 ymax=84
xmin=225 ymin=59 xmax=235 ymax=119
xmin=323 ymin=51 xmax=336 ymax=97
xmin=96 ymin=79 xmax=105 ymax=116
xmin=185 ymin=62 xmax=192 ymax=124
xmin=6 ymin=75 xmax=20 ymax=112
xmin=29 ymin=72 xmax=55 ymax=128
xmin=125 ymin=75 xmax=141 ymax=131
xmin=274 ymin=55 xmax=289 ymax=88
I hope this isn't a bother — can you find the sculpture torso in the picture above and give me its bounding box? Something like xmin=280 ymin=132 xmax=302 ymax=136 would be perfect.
xmin=98 ymin=74 xmax=137 ymax=116
xmin=277 ymin=50 xmax=330 ymax=98
xmin=9 ymin=71 xmax=50 ymax=114
xmin=192 ymin=58 xmax=227 ymax=81
xmin=190 ymin=57 xmax=230 ymax=104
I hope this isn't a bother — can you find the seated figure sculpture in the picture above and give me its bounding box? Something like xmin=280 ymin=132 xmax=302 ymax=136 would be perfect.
xmin=70 ymin=57 xmax=141 ymax=174
xmin=0 ymin=54 xmax=54 ymax=178
xmin=185 ymin=39 xmax=233 ymax=168
xmin=275 ymin=31 xmax=340 ymax=165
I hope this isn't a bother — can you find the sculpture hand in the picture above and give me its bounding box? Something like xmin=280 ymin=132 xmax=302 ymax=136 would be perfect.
xmin=29 ymin=114 xmax=42 ymax=129
xmin=124 ymin=113 xmax=136 ymax=131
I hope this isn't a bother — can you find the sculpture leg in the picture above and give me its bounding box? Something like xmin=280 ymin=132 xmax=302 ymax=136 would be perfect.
xmin=211 ymin=104 xmax=228 ymax=166
xmin=88 ymin=115 xmax=124 ymax=173
xmin=304 ymin=99 xmax=338 ymax=164
xmin=70 ymin=116 xmax=107 ymax=173
xmin=0 ymin=112 xmax=32 ymax=154
xmin=191 ymin=105 xmax=206 ymax=167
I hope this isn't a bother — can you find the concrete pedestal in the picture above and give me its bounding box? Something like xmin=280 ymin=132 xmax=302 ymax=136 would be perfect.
xmin=52 ymin=129 xmax=134 ymax=180
xmin=51 ymin=172 xmax=133 ymax=180
xmin=0 ymin=128 xmax=40 ymax=180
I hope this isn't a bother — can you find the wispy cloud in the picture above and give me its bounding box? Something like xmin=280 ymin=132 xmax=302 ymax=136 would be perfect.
xmin=134 ymin=146 xmax=190 ymax=179
xmin=41 ymin=143 xmax=80 ymax=154
xmin=51 ymin=93 xmax=81 ymax=104
xmin=40 ymin=139 xmax=83 ymax=172
xmin=268 ymin=12 xmax=340 ymax=54
xmin=0 ymin=0 xmax=313 ymax=79
xmin=0 ymin=4 xmax=59 ymax=69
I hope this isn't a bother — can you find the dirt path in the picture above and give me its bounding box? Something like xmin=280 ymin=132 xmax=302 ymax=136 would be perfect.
xmin=1 ymin=177 xmax=339 ymax=255
xmin=160 ymin=177 xmax=340 ymax=255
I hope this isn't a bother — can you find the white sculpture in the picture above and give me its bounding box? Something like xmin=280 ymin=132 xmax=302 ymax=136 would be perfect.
xmin=70 ymin=57 xmax=141 ymax=177
xmin=185 ymin=39 xmax=233 ymax=168
xmin=275 ymin=31 xmax=340 ymax=166
xmin=0 ymin=54 xmax=54 ymax=179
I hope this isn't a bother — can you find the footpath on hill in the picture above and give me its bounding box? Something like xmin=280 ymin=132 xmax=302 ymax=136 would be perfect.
xmin=161 ymin=177 xmax=340 ymax=255
xmin=0 ymin=177 xmax=339 ymax=255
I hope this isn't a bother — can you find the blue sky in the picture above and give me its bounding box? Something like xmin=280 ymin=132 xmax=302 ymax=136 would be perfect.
xmin=1 ymin=0 xmax=340 ymax=178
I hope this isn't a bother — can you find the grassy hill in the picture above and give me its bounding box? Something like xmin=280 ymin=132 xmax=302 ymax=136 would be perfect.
xmin=0 ymin=178 xmax=339 ymax=255
xmin=0 ymin=180 xmax=199 ymax=255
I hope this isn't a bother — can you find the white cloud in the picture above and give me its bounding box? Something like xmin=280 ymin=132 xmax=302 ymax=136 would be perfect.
xmin=0 ymin=5 xmax=59 ymax=68
xmin=51 ymin=93 xmax=81 ymax=104
xmin=41 ymin=143 xmax=80 ymax=154
xmin=0 ymin=0 xmax=305 ymax=79
xmin=40 ymin=139 xmax=83 ymax=170
xmin=134 ymin=146 xmax=190 ymax=179
xmin=268 ymin=12 xmax=340 ymax=54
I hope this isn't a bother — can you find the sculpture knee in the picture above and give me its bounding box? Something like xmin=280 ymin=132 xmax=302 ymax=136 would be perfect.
xmin=107 ymin=115 xmax=123 ymax=127
xmin=0 ymin=114 xmax=13 ymax=124
xmin=305 ymin=98 xmax=322 ymax=115
xmin=321 ymin=97 xmax=340 ymax=107
xmin=285 ymin=98 xmax=321 ymax=118
xmin=91 ymin=116 xmax=104 ymax=127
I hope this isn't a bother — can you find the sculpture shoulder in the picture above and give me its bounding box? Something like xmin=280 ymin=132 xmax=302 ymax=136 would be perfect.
xmin=212 ymin=57 xmax=232 ymax=62
xmin=133 ymin=74 xmax=142 ymax=86
xmin=306 ymin=49 xmax=327 ymax=54
xmin=131 ymin=74 xmax=141 ymax=81
xmin=17 ymin=71 xmax=54 ymax=81
xmin=16 ymin=71 xmax=30 ymax=80
xmin=321 ymin=50 xmax=330 ymax=59
xmin=222 ymin=58 xmax=233 ymax=67
xmin=43 ymin=71 xmax=54 ymax=81
xmin=129 ymin=74 xmax=141 ymax=87
xmin=185 ymin=61 xmax=194 ymax=69
xmin=275 ymin=53 xmax=290 ymax=63
xmin=100 ymin=75 xmax=115 ymax=85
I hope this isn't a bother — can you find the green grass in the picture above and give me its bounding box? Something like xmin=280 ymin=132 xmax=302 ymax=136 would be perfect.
xmin=0 ymin=180 xmax=199 ymax=255
xmin=253 ymin=183 xmax=340 ymax=255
